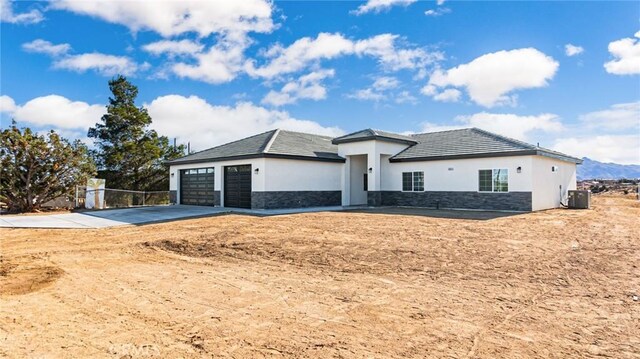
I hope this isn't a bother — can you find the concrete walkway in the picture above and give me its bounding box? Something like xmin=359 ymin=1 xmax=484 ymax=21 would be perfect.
xmin=0 ymin=205 xmax=348 ymax=229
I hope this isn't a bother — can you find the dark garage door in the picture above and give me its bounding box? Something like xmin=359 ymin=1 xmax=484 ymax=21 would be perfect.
xmin=224 ymin=165 xmax=251 ymax=208
xmin=180 ymin=168 xmax=215 ymax=206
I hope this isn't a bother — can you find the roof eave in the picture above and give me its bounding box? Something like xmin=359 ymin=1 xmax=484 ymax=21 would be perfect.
xmin=166 ymin=152 xmax=345 ymax=166
xmin=389 ymin=149 xmax=582 ymax=163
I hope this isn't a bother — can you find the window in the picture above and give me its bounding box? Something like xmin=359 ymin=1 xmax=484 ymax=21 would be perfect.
xmin=478 ymin=169 xmax=508 ymax=192
xmin=413 ymin=172 xmax=424 ymax=191
xmin=402 ymin=171 xmax=424 ymax=191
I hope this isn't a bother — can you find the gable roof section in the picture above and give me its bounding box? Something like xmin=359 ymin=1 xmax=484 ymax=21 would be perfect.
xmin=332 ymin=128 xmax=417 ymax=145
xmin=166 ymin=129 xmax=344 ymax=165
xmin=390 ymin=128 xmax=582 ymax=164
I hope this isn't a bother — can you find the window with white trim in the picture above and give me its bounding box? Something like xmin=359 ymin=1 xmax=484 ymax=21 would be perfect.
xmin=402 ymin=171 xmax=424 ymax=191
xmin=478 ymin=169 xmax=508 ymax=192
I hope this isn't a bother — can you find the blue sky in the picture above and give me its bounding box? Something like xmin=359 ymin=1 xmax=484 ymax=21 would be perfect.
xmin=1 ymin=0 xmax=639 ymax=163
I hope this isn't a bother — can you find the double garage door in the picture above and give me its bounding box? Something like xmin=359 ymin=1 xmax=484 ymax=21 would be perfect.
xmin=180 ymin=165 xmax=252 ymax=208
xmin=180 ymin=168 xmax=215 ymax=206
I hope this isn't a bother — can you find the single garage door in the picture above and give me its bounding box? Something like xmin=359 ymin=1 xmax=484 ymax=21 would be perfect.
xmin=224 ymin=165 xmax=251 ymax=208
xmin=180 ymin=168 xmax=215 ymax=206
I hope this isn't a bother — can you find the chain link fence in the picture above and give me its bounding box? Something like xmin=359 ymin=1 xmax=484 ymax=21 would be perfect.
xmin=75 ymin=187 xmax=170 ymax=209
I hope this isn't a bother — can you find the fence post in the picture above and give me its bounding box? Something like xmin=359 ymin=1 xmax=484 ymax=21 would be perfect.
xmin=75 ymin=185 xmax=79 ymax=208
xmin=142 ymin=191 xmax=145 ymax=206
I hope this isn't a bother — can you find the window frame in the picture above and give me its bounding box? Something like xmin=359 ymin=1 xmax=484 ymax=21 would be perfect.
xmin=402 ymin=171 xmax=425 ymax=192
xmin=478 ymin=168 xmax=509 ymax=193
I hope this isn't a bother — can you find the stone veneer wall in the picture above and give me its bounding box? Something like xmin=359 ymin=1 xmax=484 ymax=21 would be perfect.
xmin=379 ymin=191 xmax=532 ymax=212
xmin=251 ymin=191 xmax=341 ymax=209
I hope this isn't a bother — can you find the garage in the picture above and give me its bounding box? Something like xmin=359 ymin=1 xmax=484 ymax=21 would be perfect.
xmin=180 ymin=168 xmax=215 ymax=206
xmin=224 ymin=165 xmax=252 ymax=208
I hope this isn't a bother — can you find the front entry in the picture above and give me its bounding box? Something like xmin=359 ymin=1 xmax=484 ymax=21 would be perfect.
xmin=224 ymin=165 xmax=252 ymax=208
xmin=349 ymin=154 xmax=368 ymax=205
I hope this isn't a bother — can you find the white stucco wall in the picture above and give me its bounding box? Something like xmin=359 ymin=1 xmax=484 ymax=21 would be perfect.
xmin=531 ymin=156 xmax=577 ymax=211
xmin=381 ymin=155 xmax=534 ymax=192
xmin=262 ymin=158 xmax=343 ymax=191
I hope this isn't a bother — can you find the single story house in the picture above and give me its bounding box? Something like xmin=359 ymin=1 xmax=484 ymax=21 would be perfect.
xmin=167 ymin=128 xmax=582 ymax=212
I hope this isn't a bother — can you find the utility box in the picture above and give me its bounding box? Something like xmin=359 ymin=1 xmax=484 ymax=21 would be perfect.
xmin=568 ymin=190 xmax=590 ymax=209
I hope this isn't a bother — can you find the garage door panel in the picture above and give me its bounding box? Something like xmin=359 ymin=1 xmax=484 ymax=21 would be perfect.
xmin=180 ymin=167 xmax=215 ymax=206
xmin=224 ymin=165 xmax=252 ymax=208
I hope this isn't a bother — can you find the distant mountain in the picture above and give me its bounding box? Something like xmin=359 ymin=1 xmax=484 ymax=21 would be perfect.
xmin=577 ymin=158 xmax=640 ymax=180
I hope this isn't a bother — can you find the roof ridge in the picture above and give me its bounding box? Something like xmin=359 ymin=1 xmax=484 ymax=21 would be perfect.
xmin=175 ymin=129 xmax=277 ymax=160
xmin=470 ymin=127 xmax=536 ymax=150
xmin=409 ymin=127 xmax=472 ymax=137
xmin=277 ymin=128 xmax=336 ymax=139
xmin=262 ymin=128 xmax=280 ymax=153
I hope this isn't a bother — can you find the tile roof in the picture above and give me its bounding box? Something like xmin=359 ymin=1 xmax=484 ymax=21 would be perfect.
xmin=166 ymin=129 xmax=344 ymax=164
xmin=167 ymin=127 xmax=582 ymax=165
xmin=332 ymin=128 xmax=417 ymax=145
xmin=390 ymin=128 xmax=582 ymax=163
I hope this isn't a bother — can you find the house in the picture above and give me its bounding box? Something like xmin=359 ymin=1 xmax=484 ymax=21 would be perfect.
xmin=166 ymin=128 xmax=582 ymax=212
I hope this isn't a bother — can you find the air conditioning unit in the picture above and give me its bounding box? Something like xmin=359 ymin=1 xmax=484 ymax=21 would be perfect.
xmin=568 ymin=190 xmax=590 ymax=209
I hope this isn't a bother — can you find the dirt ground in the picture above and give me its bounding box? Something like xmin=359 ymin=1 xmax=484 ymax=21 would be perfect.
xmin=1 ymin=196 xmax=638 ymax=358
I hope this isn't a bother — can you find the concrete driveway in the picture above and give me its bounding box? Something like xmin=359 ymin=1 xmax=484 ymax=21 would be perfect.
xmin=0 ymin=205 xmax=231 ymax=229
xmin=0 ymin=205 xmax=347 ymax=229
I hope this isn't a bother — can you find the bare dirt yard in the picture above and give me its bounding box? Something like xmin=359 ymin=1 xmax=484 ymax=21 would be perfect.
xmin=1 ymin=196 xmax=638 ymax=358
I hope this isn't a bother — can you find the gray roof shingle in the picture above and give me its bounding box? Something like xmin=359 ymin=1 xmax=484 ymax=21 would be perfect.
xmin=332 ymin=128 xmax=417 ymax=145
xmin=390 ymin=128 xmax=582 ymax=163
xmin=167 ymin=127 xmax=581 ymax=165
xmin=166 ymin=129 xmax=344 ymax=164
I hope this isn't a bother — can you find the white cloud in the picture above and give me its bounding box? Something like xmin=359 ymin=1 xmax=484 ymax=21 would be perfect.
xmin=0 ymin=0 xmax=43 ymax=24
xmin=352 ymin=0 xmax=417 ymax=15
xmin=171 ymin=36 xmax=249 ymax=83
xmin=347 ymin=88 xmax=387 ymax=102
xmin=0 ymin=95 xmax=17 ymax=114
xmin=424 ymin=8 xmax=451 ymax=17
xmin=21 ymin=39 xmax=146 ymax=77
xmin=553 ymin=135 xmax=640 ymax=165
xmin=395 ymin=91 xmax=417 ymax=104
xmin=53 ymin=53 xmax=145 ymax=76
xmin=604 ymin=31 xmax=640 ymax=75
xmin=0 ymin=95 xmax=104 ymax=130
xmin=347 ymin=77 xmax=418 ymax=104
xmin=564 ymin=44 xmax=584 ymax=57
xmin=426 ymin=48 xmax=559 ymax=107
xmin=262 ymin=69 xmax=335 ymax=106
xmin=432 ymin=88 xmax=461 ymax=102
xmin=372 ymin=76 xmax=399 ymax=90
xmin=51 ymin=0 xmax=274 ymax=38
xmin=354 ymin=34 xmax=441 ymax=71
xmin=436 ymin=0 xmax=446 ymax=5
xmin=247 ymin=32 xmax=439 ymax=79
xmin=421 ymin=112 xmax=563 ymax=142
xmin=22 ymin=39 xmax=71 ymax=56
xmin=579 ymin=101 xmax=640 ymax=132
xmin=142 ymin=39 xmax=204 ymax=57
xmin=146 ymin=95 xmax=343 ymax=150
xmin=246 ymin=33 xmax=354 ymax=78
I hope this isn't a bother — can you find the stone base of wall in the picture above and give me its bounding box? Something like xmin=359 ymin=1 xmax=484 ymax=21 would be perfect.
xmin=251 ymin=191 xmax=341 ymax=209
xmin=367 ymin=191 xmax=382 ymax=206
xmin=213 ymin=191 xmax=221 ymax=206
xmin=380 ymin=191 xmax=532 ymax=212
